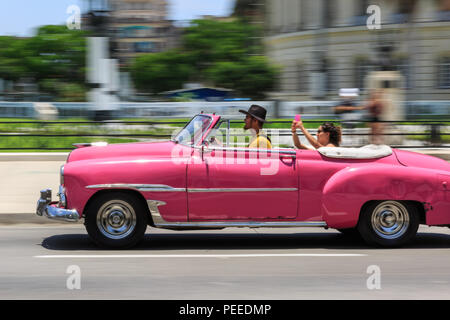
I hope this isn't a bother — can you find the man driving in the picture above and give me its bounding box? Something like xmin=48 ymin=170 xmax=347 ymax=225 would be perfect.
xmin=239 ymin=105 xmax=272 ymax=149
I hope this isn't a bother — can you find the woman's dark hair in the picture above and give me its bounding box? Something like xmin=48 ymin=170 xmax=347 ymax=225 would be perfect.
xmin=321 ymin=122 xmax=342 ymax=147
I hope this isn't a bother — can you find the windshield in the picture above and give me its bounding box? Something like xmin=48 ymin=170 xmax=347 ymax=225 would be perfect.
xmin=173 ymin=115 xmax=212 ymax=145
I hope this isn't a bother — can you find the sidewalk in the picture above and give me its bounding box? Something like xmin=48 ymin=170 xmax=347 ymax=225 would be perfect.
xmin=0 ymin=160 xmax=65 ymax=216
xmin=0 ymin=149 xmax=448 ymax=224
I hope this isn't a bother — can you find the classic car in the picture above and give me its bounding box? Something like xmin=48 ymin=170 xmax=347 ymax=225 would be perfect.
xmin=36 ymin=114 xmax=450 ymax=248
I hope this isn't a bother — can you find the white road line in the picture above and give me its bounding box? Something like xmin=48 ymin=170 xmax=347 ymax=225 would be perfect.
xmin=34 ymin=253 xmax=367 ymax=259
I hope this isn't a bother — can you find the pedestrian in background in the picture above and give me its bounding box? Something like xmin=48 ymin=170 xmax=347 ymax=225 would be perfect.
xmin=366 ymin=89 xmax=385 ymax=145
xmin=334 ymin=88 xmax=365 ymax=130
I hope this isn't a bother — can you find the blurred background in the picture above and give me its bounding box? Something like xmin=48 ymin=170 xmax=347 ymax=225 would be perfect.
xmin=0 ymin=0 xmax=448 ymax=150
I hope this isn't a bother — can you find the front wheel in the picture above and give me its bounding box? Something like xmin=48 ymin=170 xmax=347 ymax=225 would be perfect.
xmin=85 ymin=192 xmax=148 ymax=249
xmin=357 ymin=201 xmax=419 ymax=247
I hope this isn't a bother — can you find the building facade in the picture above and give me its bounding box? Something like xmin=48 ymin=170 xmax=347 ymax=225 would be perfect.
xmin=109 ymin=0 xmax=178 ymax=65
xmin=265 ymin=0 xmax=450 ymax=101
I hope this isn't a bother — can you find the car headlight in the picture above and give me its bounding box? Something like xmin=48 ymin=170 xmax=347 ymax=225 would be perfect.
xmin=60 ymin=165 xmax=64 ymax=185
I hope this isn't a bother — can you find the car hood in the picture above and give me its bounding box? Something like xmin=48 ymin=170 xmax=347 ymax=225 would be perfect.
xmin=67 ymin=141 xmax=179 ymax=162
xmin=394 ymin=149 xmax=450 ymax=172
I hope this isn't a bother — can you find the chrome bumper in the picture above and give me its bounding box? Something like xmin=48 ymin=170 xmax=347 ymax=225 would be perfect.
xmin=36 ymin=189 xmax=80 ymax=222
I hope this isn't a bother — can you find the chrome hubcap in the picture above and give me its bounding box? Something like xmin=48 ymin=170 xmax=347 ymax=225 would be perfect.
xmin=371 ymin=201 xmax=410 ymax=240
xmin=97 ymin=200 xmax=136 ymax=240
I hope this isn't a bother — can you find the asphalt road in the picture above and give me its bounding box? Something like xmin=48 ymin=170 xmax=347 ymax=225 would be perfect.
xmin=1 ymin=224 xmax=450 ymax=300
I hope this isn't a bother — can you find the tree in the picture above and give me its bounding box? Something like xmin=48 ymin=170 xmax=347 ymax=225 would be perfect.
xmin=182 ymin=19 xmax=261 ymax=73
xmin=0 ymin=25 xmax=88 ymax=101
xmin=207 ymin=56 xmax=279 ymax=99
xmin=0 ymin=37 xmax=29 ymax=81
xmin=131 ymin=50 xmax=193 ymax=94
xmin=25 ymin=25 xmax=88 ymax=83
xmin=131 ymin=19 xmax=279 ymax=99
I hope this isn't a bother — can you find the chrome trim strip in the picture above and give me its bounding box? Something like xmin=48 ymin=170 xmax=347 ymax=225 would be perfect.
xmin=86 ymin=184 xmax=186 ymax=192
xmin=146 ymin=197 xmax=325 ymax=229
xmin=187 ymin=188 xmax=297 ymax=193
xmin=154 ymin=220 xmax=327 ymax=229
xmin=146 ymin=200 xmax=167 ymax=225
xmin=86 ymin=185 xmax=297 ymax=193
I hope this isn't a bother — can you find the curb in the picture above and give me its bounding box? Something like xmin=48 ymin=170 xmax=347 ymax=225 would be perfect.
xmin=410 ymin=149 xmax=450 ymax=161
xmin=0 ymin=214 xmax=82 ymax=226
xmin=0 ymin=153 xmax=69 ymax=161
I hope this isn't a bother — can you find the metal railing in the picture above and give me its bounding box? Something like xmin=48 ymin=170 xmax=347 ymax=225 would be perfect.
xmin=0 ymin=119 xmax=448 ymax=151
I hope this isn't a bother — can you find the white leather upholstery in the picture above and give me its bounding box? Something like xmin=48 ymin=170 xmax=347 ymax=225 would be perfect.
xmin=318 ymin=144 xmax=393 ymax=159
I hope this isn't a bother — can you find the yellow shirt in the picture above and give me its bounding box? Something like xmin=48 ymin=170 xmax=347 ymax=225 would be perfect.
xmin=248 ymin=133 xmax=272 ymax=149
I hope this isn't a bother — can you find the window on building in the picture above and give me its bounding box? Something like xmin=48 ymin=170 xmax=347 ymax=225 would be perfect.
xmin=440 ymin=0 xmax=450 ymax=10
xmin=323 ymin=0 xmax=337 ymax=28
xmin=120 ymin=26 xmax=152 ymax=38
xmin=136 ymin=26 xmax=151 ymax=37
xmin=120 ymin=27 xmax=130 ymax=38
xmin=325 ymin=68 xmax=336 ymax=92
xmin=354 ymin=59 xmax=373 ymax=89
xmin=351 ymin=0 xmax=369 ymax=26
xmin=297 ymin=63 xmax=307 ymax=92
xmin=119 ymin=41 xmax=130 ymax=52
xmin=437 ymin=0 xmax=450 ymax=20
xmin=281 ymin=63 xmax=297 ymax=93
xmin=437 ymin=57 xmax=450 ymax=89
xmin=395 ymin=58 xmax=411 ymax=89
xmin=398 ymin=0 xmax=416 ymax=14
xmin=300 ymin=0 xmax=308 ymax=30
xmin=321 ymin=58 xmax=336 ymax=92
xmin=391 ymin=0 xmax=416 ymax=23
xmin=134 ymin=42 xmax=154 ymax=53
xmin=359 ymin=0 xmax=370 ymax=16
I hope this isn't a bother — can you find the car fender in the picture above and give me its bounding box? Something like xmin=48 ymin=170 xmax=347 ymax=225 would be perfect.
xmin=321 ymin=164 xmax=437 ymax=229
xmin=63 ymin=156 xmax=188 ymax=221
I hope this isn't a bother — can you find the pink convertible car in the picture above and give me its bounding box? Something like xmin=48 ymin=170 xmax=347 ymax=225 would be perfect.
xmin=36 ymin=114 xmax=450 ymax=248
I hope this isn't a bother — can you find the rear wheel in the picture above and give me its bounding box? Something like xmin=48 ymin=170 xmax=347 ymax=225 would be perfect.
xmin=357 ymin=200 xmax=419 ymax=247
xmin=85 ymin=192 xmax=148 ymax=249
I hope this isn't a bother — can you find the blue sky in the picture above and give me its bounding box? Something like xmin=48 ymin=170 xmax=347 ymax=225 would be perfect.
xmin=0 ymin=0 xmax=236 ymax=36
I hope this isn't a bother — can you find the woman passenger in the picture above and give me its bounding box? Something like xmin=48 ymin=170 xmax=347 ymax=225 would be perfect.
xmin=291 ymin=119 xmax=342 ymax=150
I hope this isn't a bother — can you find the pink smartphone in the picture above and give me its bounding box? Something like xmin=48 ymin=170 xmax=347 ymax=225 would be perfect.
xmin=295 ymin=114 xmax=301 ymax=121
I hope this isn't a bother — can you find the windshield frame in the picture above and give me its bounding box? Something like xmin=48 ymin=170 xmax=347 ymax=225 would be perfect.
xmin=172 ymin=114 xmax=214 ymax=146
xmin=204 ymin=119 xmax=231 ymax=147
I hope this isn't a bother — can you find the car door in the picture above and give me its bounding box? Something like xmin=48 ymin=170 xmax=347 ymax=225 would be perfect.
xmin=187 ymin=146 xmax=298 ymax=220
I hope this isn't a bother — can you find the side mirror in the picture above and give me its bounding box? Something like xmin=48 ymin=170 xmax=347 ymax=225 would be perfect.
xmin=200 ymin=142 xmax=213 ymax=161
